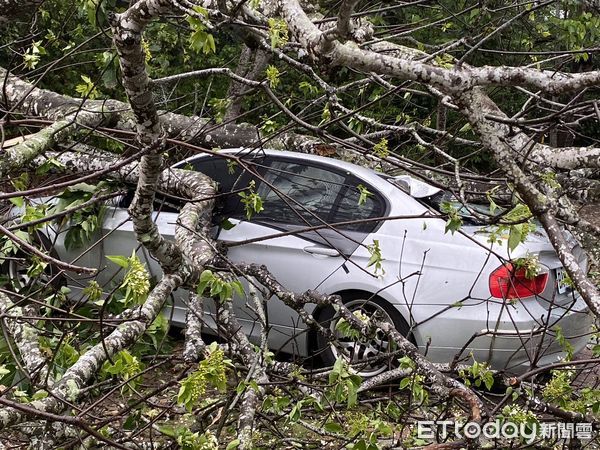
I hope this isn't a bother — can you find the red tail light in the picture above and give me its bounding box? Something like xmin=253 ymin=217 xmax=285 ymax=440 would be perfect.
xmin=489 ymin=263 xmax=548 ymax=299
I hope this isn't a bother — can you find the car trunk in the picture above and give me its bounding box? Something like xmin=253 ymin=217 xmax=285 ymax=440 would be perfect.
xmin=462 ymin=221 xmax=587 ymax=309
xmin=386 ymin=175 xmax=589 ymax=309
xmin=535 ymin=240 xmax=588 ymax=310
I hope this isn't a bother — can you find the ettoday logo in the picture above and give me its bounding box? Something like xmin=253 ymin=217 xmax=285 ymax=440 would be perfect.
xmin=417 ymin=420 xmax=593 ymax=444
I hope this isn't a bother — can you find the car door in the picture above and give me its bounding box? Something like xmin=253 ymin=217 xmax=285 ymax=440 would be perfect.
xmin=48 ymin=195 xmax=140 ymax=298
xmin=218 ymin=156 xmax=386 ymax=354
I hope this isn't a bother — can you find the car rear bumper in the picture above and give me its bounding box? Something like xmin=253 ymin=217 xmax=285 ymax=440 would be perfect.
xmin=473 ymin=307 xmax=592 ymax=373
xmin=421 ymin=299 xmax=593 ymax=374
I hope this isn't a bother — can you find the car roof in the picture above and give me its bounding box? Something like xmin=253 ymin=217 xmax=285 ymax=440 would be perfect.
xmin=177 ymin=147 xmax=385 ymax=185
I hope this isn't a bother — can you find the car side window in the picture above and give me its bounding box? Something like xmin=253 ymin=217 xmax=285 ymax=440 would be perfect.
xmin=252 ymin=159 xmax=385 ymax=234
xmin=154 ymin=193 xmax=183 ymax=213
xmin=330 ymin=176 xmax=386 ymax=232
xmin=118 ymin=189 xmax=182 ymax=213
xmin=254 ymin=160 xmax=346 ymax=226
xmin=186 ymin=157 xmax=244 ymax=194
xmin=177 ymin=156 xmax=249 ymax=220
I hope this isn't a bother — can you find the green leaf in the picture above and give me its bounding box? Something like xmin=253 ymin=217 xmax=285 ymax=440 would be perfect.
xmin=265 ymin=65 xmax=280 ymax=88
xmin=189 ymin=29 xmax=216 ymax=54
xmin=14 ymin=230 xmax=30 ymax=244
xmin=320 ymin=103 xmax=331 ymax=125
xmin=459 ymin=122 xmax=472 ymax=133
xmin=238 ymin=182 xmax=263 ymax=220
xmin=289 ymin=401 xmax=302 ymax=422
xmin=35 ymin=158 xmax=65 ymax=175
xmin=9 ymin=197 xmax=24 ymax=208
xmin=484 ymin=373 xmax=494 ymax=390
xmin=444 ymin=216 xmax=462 ymax=234
xmin=373 ymin=138 xmax=389 ymax=158
xmin=197 ymin=269 xmax=214 ymax=295
xmin=23 ymin=41 xmax=45 ymax=69
xmin=366 ymin=239 xmax=384 ymax=275
xmin=75 ymin=75 xmax=101 ymax=100
xmin=504 ymin=203 xmax=532 ymax=222
xmin=323 ymin=422 xmax=343 ymax=433
xmin=298 ymin=81 xmax=319 ymax=96
xmin=508 ymin=225 xmax=522 ymax=252
xmin=106 ymin=255 xmax=130 ymax=268
xmin=231 ymin=280 xmax=244 ymax=297
xmin=267 ymin=18 xmax=289 ymax=48
xmin=488 ymin=197 xmax=498 ymax=214
xmin=208 ymin=98 xmax=231 ymax=123
xmin=32 ymin=390 xmax=48 ymax=400
xmin=441 ymin=201 xmax=463 ymax=235
xmin=357 ymin=184 xmax=373 ymax=206
xmin=209 ymin=279 xmax=223 ymax=297
xmin=346 ymin=380 xmax=358 ymax=407
xmin=220 ymin=218 xmax=236 ymax=230
xmin=186 ymin=7 xmax=216 ymax=55
xmin=207 ymin=34 xmax=216 ymax=53
xmin=226 ymin=440 xmax=240 ymax=450
xmin=219 ymin=282 xmax=232 ymax=302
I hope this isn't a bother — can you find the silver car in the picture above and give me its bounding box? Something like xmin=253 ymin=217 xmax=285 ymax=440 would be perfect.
xmin=13 ymin=148 xmax=593 ymax=375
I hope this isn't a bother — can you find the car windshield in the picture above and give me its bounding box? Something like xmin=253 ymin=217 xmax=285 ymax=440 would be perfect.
xmin=421 ymin=191 xmax=503 ymax=223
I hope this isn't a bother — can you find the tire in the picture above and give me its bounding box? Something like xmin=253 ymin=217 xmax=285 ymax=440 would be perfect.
xmin=315 ymin=293 xmax=413 ymax=377
xmin=2 ymin=231 xmax=65 ymax=293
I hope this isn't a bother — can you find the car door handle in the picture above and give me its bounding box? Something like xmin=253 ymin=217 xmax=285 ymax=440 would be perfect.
xmin=303 ymin=245 xmax=340 ymax=257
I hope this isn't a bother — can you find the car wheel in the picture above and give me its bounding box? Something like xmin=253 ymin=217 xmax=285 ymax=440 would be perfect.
xmin=3 ymin=232 xmax=64 ymax=293
xmin=315 ymin=294 xmax=412 ymax=377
